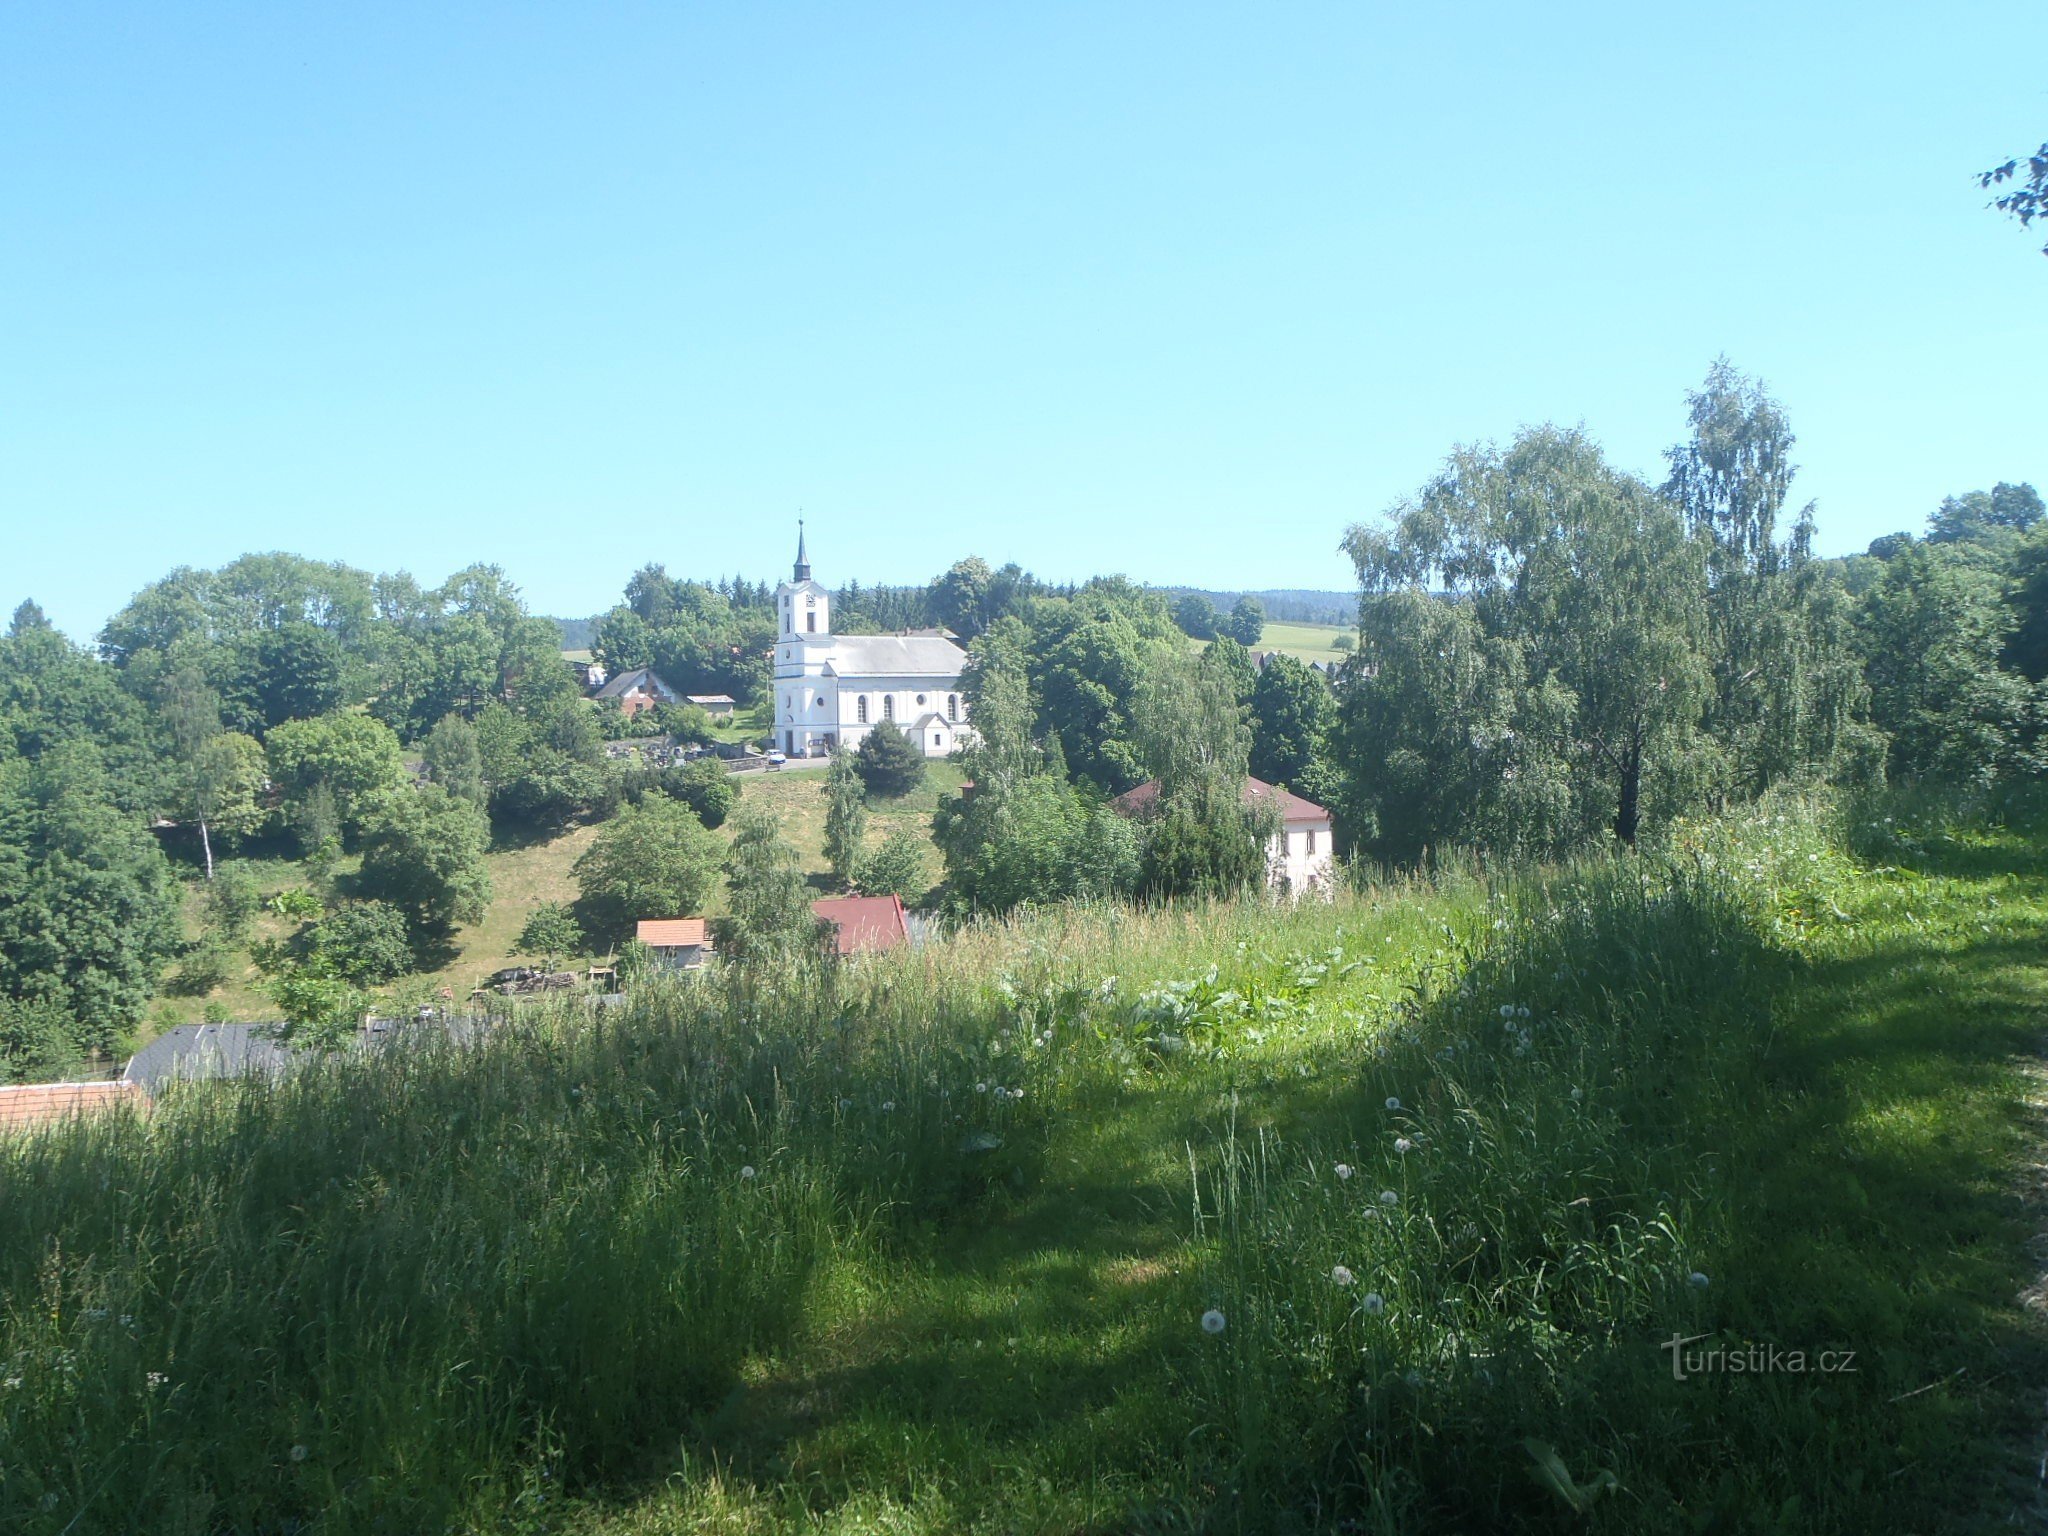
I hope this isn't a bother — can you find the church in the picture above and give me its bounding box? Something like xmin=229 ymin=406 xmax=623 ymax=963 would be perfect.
xmin=773 ymin=530 xmax=976 ymax=759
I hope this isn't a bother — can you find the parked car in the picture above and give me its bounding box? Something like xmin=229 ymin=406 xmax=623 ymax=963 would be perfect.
xmin=765 ymin=750 xmax=788 ymax=768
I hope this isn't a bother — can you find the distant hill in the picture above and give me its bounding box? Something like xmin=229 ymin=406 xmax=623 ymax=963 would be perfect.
xmin=545 ymin=615 xmax=600 ymax=652
xmin=1155 ymin=588 xmax=1357 ymax=627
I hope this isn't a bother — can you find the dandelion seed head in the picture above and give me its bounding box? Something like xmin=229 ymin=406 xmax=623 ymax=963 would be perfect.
xmin=289 ymin=1444 xmax=309 ymax=1463
xmin=881 ymin=1101 xmax=895 ymax=1112
xmin=1570 ymin=1087 xmax=1583 ymax=1102
xmin=739 ymin=1165 xmax=756 ymax=1180
xmin=1362 ymin=1292 xmax=1385 ymax=1316
xmin=1688 ymin=1271 xmax=1711 ymax=1289
xmin=1499 ymin=1004 xmax=1515 ymax=1020
xmin=1384 ymin=1096 xmax=1401 ymax=1111
xmin=1394 ymin=1137 xmax=1413 ymax=1154
xmin=1200 ymin=1308 xmax=1227 ymax=1335
xmin=1334 ymin=1163 xmax=1354 ymax=1181
xmin=1379 ymin=1189 xmax=1399 ymax=1207
xmin=1331 ymin=1265 xmax=1355 ymax=1287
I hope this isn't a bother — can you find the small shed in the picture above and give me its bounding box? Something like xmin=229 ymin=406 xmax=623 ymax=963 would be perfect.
xmin=635 ymin=917 xmax=714 ymax=970
xmin=685 ymin=694 xmax=738 ymax=718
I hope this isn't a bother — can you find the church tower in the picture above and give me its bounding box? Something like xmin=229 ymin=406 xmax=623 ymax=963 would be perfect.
xmin=777 ymin=523 xmax=831 ymax=639
xmin=773 ymin=524 xmax=835 ymax=756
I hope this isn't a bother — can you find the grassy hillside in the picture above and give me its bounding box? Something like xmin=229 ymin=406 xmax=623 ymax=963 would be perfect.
xmin=9 ymin=792 xmax=2047 ymax=1531
xmin=160 ymin=762 xmax=963 ymax=1024
xmin=1257 ymin=618 xmax=1351 ymax=664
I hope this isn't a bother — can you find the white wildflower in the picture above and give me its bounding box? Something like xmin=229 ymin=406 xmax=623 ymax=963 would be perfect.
xmin=881 ymin=1101 xmax=895 ymax=1112
xmin=1331 ymin=1265 xmax=1356 ymax=1287
xmin=1394 ymin=1137 xmax=1413 ymax=1154
xmin=1334 ymin=1163 xmax=1354 ymax=1181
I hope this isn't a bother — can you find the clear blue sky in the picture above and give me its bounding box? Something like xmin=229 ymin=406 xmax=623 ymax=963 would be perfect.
xmin=3 ymin=2 xmax=2043 ymax=640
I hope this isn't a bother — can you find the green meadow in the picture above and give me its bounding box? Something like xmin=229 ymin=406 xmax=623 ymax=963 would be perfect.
xmin=4 ymin=791 xmax=2045 ymax=1533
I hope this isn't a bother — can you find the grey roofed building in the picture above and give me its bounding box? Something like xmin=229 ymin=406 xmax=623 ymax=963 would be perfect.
xmin=122 ymin=1019 xmax=483 ymax=1093
xmin=122 ymin=1024 xmax=298 ymax=1092
xmin=595 ymin=666 xmax=682 ymax=700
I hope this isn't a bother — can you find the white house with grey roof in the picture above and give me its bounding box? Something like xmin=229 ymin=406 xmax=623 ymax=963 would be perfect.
xmin=773 ymin=529 xmax=975 ymax=758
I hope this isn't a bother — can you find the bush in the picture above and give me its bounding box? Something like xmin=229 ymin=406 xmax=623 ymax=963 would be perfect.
xmin=854 ymin=721 xmax=927 ymax=798
xmin=168 ymin=939 xmax=234 ymax=997
xmin=0 ymin=997 xmax=82 ymax=1083
xmin=659 ymin=756 xmax=739 ymax=829
xmin=854 ymin=826 xmax=927 ymax=900
xmin=307 ymin=901 xmax=415 ymax=985
xmin=203 ymin=862 xmax=264 ymax=939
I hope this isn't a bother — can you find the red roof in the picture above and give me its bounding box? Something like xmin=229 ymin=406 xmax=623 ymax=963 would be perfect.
xmin=0 ymin=1080 xmax=147 ymax=1133
xmin=636 ymin=918 xmax=710 ymax=948
xmin=811 ymin=895 xmax=910 ymax=956
xmin=1110 ymin=775 xmax=1330 ymax=826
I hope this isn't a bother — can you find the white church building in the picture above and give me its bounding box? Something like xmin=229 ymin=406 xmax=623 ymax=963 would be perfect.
xmin=773 ymin=530 xmax=975 ymax=759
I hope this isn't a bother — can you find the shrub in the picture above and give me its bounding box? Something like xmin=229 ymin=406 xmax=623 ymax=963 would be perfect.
xmin=854 ymin=721 xmax=927 ymax=797
xmin=0 ymin=997 xmax=82 ymax=1083
xmin=307 ymin=901 xmax=415 ymax=985
xmin=203 ymin=861 xmax=264 ymax=939
xmin=855 ymin=826 xmax=927 ymax=900
xmin=168 ymin=939 xmax=234 ymax=997
xmin=659 ymin=756 xmax=739 ymax=829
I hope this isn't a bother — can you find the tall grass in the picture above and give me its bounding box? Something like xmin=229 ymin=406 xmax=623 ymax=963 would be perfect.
xmin=3 ymin=795 xmax=2041 ymax=1532
xmin=0 ymin=969 xmax=1051 ymax=1533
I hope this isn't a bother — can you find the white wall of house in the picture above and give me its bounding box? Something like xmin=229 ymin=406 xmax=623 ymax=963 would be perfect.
xmin=1268 ymin=821 xmax=1335 ymax=896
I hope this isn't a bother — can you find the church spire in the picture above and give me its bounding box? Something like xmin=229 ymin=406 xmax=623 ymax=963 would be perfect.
xmin=793 ymin=520 xmax=811 ymax=583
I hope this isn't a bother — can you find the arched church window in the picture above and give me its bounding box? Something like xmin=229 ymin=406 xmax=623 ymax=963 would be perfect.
xmin=883 ymin=696 xmax=895 ymax=721
xmin=806 ymin=613 xmax=816 ymax=633
xmin=947 ymin=694 xmax=959 ymax=721
xmin=857 ymin=696 xmax=868 ymax=724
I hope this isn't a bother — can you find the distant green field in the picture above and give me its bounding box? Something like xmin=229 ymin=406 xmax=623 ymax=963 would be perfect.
xmin=1187 ymin=619 xmax=1353 ymax=665
xmin=1258 ymin=619 xmax=1352 ymax=663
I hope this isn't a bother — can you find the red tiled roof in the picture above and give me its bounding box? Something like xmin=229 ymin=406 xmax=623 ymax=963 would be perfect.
xmin=1110 ymin=775 xmax=1330 ymax=826
xmin=0 ymin=1080 xmax=148 ymax=1133
xmin=636 ymin=918 xmax=710 ymax=948
xmin=811 ymin=895 xmax=910 ymax=956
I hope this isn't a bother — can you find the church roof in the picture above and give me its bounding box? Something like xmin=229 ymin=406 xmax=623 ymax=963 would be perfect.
xmin=820 ymin=635 xmax=967 ymax=677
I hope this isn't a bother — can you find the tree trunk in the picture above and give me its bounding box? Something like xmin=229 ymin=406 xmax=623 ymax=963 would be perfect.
xmin=1614 ymin=740 xmax=1642 ymax=846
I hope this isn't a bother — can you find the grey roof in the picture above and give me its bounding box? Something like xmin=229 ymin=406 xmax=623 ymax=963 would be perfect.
xmin=122 ymin=1019 xmax=484 ymax=1092
xmin=122 ymin=1024 xmax=297 ymax=1092
xmin=821 ymin=635 xmax=967 ymax=679
xmin=595 ymin=666 xmax=678 ymax=700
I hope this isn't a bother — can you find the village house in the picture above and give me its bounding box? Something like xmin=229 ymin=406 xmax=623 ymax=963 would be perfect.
xmin=812 ymin=894 xmax=911 ymax=956
xmin=635 ymin=917 xmax=714 ymax=970
xmin=772 ymin=529 xmax=976 ymax=759
xmin=1111 ymin=775 xmax=1337 ymax=896
xmin=686 ymin=694 xmax=737 ymax=718
xmin=597 ymin=666 xmax=684 ymax=718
